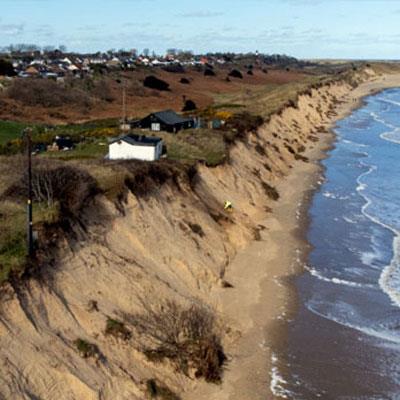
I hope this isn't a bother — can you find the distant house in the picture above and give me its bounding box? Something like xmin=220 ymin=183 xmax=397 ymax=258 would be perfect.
xmin=136 ymin=110 xmax=194 ymax=133
xmin=25 ymin=66 xmax=40 ymax=76
xmin=109 ymin=134 xmax=163 ymax=161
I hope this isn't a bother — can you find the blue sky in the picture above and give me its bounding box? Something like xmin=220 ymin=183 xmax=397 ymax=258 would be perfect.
xmin=1 ymin=0 xmax=400 ymax=59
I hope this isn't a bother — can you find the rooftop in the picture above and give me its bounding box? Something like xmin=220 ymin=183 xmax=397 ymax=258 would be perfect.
xmin=110 ymin=134 xmax=162 ymax=147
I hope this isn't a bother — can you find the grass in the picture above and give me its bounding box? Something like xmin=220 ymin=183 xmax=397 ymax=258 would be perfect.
xmin=0 ymin=197 xmax=60 ymax=284
xmin=154 ymin=129 xmax=227 ymax=167
xmin=0 ymin=120 xmax=31 ymax=145
xmin=0 ymin=201 xmax=27 ymax=283
xmin=212 ymin=75 xmax=328 ymax=117
xmin=43 ymin=140 xmax=109 ymax=160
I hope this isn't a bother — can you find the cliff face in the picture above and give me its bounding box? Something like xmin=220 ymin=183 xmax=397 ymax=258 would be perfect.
xmin=0 ymin=80 xmax=355 ymax=399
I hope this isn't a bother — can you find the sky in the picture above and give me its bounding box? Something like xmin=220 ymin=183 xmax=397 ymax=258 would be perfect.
xmin=1 ymin=0 xmax=400 ymax=59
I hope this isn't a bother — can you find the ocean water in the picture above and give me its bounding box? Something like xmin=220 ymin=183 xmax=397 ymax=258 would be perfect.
xmin=272 ymin=88 xmax=400 ymax=399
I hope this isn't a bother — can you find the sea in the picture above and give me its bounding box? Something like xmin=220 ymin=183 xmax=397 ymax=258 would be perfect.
xmin=271 ymin=88 xmax=400 ymax=399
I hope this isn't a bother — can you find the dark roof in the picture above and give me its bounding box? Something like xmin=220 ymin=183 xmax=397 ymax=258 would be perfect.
xmin=55 ymin=137 xmax=74 ymax=148
xmin=151 ymin=110 xmax=193 ymax=125
xmin=110 ymin=134 xmax=162 ymax=147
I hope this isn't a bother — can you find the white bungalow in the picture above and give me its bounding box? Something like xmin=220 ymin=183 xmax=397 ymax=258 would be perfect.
xmin=109 ymin=134 xmax=163 ymax=161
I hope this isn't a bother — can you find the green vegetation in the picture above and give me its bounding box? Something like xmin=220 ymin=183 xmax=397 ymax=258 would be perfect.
xmin=74 ymin=338 xmax=100 ymax=359
xmin=0 ymin=200 xmax=60 ymax=284
xmin=44 ymin=140 xmax=109 ymax=160
xmin=156 ymin=129 xmax=227 ymax=167
xmin=212 ymin=75 xmax=327 ymax=117
xmin=0 ymin=202 xmax=27 ymax=283
xmin=0 ymin=120 xmax=30 ymax=145
xmin=105 ymin=317 xmax=131 ymax=340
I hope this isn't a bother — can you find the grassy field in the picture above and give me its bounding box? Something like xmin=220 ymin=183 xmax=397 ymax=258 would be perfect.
xmin=155 ymin=129 xmax=227 ymax=166
xmin=211 ymin=75 xmax=327 ymax=117
xmin=0 ymin=120 xmax=30 ymax=145
xmin=44 ymin=140 xmax=109 ymax=160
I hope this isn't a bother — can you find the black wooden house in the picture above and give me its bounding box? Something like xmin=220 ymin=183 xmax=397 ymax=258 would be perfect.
xmin=135 ymin=110 xmax=194 ymax=133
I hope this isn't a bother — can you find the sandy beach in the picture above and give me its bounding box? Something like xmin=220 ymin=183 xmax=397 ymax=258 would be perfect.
xmin=189 ymin=72 xmax=400 ymax=400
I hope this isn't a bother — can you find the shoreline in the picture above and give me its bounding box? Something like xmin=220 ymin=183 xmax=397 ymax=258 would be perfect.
xmin=188 ymin=72 xmax=400 ymax=400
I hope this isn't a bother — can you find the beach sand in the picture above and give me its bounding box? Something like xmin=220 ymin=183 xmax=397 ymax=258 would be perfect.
xmin=188 ymin=72 xmax=400 ymax=400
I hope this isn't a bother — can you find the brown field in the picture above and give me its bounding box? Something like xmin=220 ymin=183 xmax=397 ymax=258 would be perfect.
xmin=0 ymin=67 xmax=307 ymax=124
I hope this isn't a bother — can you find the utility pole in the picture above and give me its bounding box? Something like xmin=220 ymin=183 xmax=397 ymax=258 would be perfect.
xmin=23 ymin=128 xmax=34 ymax=257
xmin=122 ymin=84 xmax=126 ymax=124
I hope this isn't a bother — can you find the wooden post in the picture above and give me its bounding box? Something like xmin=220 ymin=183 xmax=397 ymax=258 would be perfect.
xmin=24 ymin=128 xmax=34 ymax=257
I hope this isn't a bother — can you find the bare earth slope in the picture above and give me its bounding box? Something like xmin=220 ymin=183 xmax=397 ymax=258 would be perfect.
xmin=1 ymin=70 xmax=396 ymax=400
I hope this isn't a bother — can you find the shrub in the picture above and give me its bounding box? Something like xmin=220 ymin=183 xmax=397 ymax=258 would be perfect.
xmin=105 ymin=318 xmax=131 ymax=340
xmin=204 ymin=69 xmax=216 ymax=77
xmin=74 ymin=339 xmax=99 ymax=359
xmin=3 ymin=162 xmax=98 ymax=217
xmin=188 ymin=222 xmax=205 ymax=237
xmin=143 ymin=76 xmax=170 ymax=91
xmin=162 ymin=64 xmax=185 ymax=74
xmin=182 ymin=99 xmax=197 ymax=112
xmin=228 ymin=69 xmax=243 ymax=79
xmin=0 ymin=59 xmax=16 ymax=77
xmin=225 ymin=112 xmax=264 ymax=140
xmin=7 ymin=79 xmax=91 ymax=108
xmin=145 ymin=379 xmax=181 ymax=400
xmin=180 ymin=78 xmax=190 ymax=84
xmin=92 ymin=80 xmax=115 ymax=102
xmin=126 ymin=299 xmax=225 ymax=383
xmin=262 ymin=181 xmax=279 ymax=201
xmin=255 ymin=143 xmax=266 ymax=156
xmin=247 ymin=70 xmax=253 ymax=76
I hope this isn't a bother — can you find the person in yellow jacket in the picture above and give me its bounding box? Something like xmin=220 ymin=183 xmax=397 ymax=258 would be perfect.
xmin=224 ymin=200 xmax=233 ymax=212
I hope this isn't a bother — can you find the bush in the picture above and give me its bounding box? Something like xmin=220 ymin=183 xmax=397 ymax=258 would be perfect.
xmin=105 ymin=318 xmax=131 ymax=340
xmin=126 ymin=299 xmax=225 ymax=383
xmin=180 ymin=78 xmax=190 ymax=84
xmin=225 ymin=112 xmax=264 ymax=140
xmin=228 ymin=69 xmax=243 ymax=79
xmin=162 ymin=64 xmax=185 ymax=74
xmin=255 ymin=143 xmax=266 ymax=156
xmin=261 ymin=181 xmax=279 ymax=201
xmin=0 ymin=59 xmax=16 ymax=77
xmin=188 ymin=222 xmax=205 ymax=237
xmin=204 ymin=69 xmax=216 ymax=77
xmin=182 ymin=99 xmax=197 ymax=112
xmin=3 ymin=162 xmax=98 ymax=217
xmin=91 ymin=80 xmax=115 ymax=102
xmin=145 ymin=379 xmax=181 ymax=400
xmin=74 ymin=339 xmax=99 ymax=358
xmin=247 ymin=70 xmax=253 ymax=76
xmin=143 ymin=76 xmax=170 ymax=91
xmin=8 ymin=79 xmax=91 ymax=108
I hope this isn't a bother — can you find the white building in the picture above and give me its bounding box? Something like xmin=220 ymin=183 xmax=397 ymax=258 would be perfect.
xmin=109 ymin=134 xmax=163 ymax=161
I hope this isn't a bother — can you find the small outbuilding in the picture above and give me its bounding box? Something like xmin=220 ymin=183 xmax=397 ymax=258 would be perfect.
xmin=136 ymin=110 xmax=194 ymax=133
xmin=109 ymin=134 xmax=163 ymax=161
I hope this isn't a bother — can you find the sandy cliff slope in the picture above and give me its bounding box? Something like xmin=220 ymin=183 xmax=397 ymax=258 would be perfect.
xmin=0 ymin=77 xmax=366 ymax=399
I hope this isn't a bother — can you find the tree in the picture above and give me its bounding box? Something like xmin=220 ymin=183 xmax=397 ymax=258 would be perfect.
xmin=0 ymin=59 xmax=16 ymax=76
